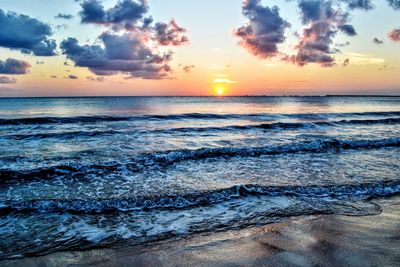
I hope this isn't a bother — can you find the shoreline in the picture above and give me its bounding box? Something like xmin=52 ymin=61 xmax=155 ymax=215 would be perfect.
xmin=2 ymin=197 xmax=400 ymax=267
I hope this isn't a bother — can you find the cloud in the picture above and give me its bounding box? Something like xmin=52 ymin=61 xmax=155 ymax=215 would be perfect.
xmin=61 ymin=33 xmax=173 ymax=79
xmin=154 ymin=20 xmax=189 ymax=46
xmin=387 ymin=0 xmax=400 ymax=10
xmin=284 ymin=0 xmax=360 ymax=67
xmin=0 ymin=76 xmax=17 ymax=84
xmin=339 ymin=24 xmax=357 ymax=36
xmin=182 ymin=65 xmax=195 ymax=73
xmin=235 ymin=0 xmax=397 ymax=67
xmin=213 ymin=78 xmax=237 ymax=84
xmin=0 ymin=58 xmax=31 ymax=74
xmin=79 ymin=0 xmax=148 ymax=29
xmin=388 ymin=28 xmax=400 ymax=42
xmin=65 ymin=0 xmax=188 ymax=79
xmin=343 ymin=58 xmax=350 ymax=66
xmin=373 ymin=37 xmax=383 ymax=44
xmin=87 ymin=76 xmax=105 ymax=82
xmin=56 ymin=24 xmax=69 ymax=30
xmin=51 ymin=75 xmax=57 ymax=78
xmin=78 ymin=0 xmax=188 ymax=46
xmin=335 ymin=41 xmax=350 ymax=47
xmin=341 ymin=0 xmax=374 ymax=10
xmin=234 ymin=0 xmax=290 ymax=58
xmin=0 ymin=9 xmax=57 ymax=56
xmin=340 ymin=52 xmax=385 ymax=65
xmin=55 ymin=13 xmax=74 ymax=19
xmin=67 ymin=74 xmax=79 ymax=79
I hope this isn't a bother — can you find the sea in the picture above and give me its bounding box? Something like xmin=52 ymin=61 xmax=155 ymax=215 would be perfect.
xmin=0 ymin=96 xmax=399 ymax=259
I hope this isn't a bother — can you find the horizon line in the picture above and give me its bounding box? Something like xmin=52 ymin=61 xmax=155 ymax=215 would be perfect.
xmin=1 ymin=94 xmax=400 ymax=99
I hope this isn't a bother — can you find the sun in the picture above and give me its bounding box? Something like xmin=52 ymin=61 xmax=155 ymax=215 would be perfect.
xmin=215 ymin=85 xmax=225 ymax=96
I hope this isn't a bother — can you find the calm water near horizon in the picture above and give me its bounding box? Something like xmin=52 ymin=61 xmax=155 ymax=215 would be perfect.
xmin=1 ymin=96 xmax=400 ymax=259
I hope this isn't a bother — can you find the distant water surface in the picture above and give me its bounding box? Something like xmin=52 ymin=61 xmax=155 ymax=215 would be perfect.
xmin=0 ymin=96 xmax=400 ymax=259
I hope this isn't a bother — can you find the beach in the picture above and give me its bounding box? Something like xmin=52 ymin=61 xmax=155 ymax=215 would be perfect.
xmin=2 ymin=196 xmax=399 ymax=267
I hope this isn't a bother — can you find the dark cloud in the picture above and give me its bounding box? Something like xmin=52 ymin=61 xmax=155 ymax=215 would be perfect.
xmin=0 ymin=9 xmax=56 ymax=56
xmin=335 ymin=41 xmax=350 ymax=47
xmin=339 ymin=24 xmax=357 ymax=36
xmin=341 ymin=0 xmax=374 ymax=10
xmin=65 ymin=0 xmax=188 ymax=79
xmin=0 ymin=58 xmax=31 ymax=74
xmin=80 ymin=0 xmax=148 ymax=29
xmin=0 ymin=76 xmax=17 ymax=84
xmin=373 ymin=37 xmax=383 ymax=44
xmin=67 ymin=74 xmax=79 ymax=79
xmin=61 ymin=33 xmax=173 ymax=79
xmin=182 ymin=65 xmax=195 ymax=73
xmin=387 ymin=0 xmax=400 ymax=10
xmin=78 ymin=0 xmax=188 ymax=45
xmin=154 ymin=20 xmax=189 ymax=46
xmin=51 ymin=75 xmax=57 ymax=78
xmin=343 ymin=58 xmax=350 ymax=66
xmin=55 ymin=13 xmax=74 ymax=19
xmin=234 ymin=0 xmax=290 ymax=58
xmin=284 ymin=0 xmax=360 ymax=67
xmin=79 ymin=0 xmax=107 ymax=23
xmin=87 ymin=76 xmax=105 ymax=82
xmin=388 ymin=28 xmax=400 ymax=42
xmin=36 ymin=61 xmax=45 ymax=64
xmin=284 ymin=1 xmax=338 ymax=67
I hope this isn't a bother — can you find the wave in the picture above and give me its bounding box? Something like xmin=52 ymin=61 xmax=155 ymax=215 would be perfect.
xmin=1 ymin=180 xmax=398 ymax=214
xmin=1 ymin=137 xmax=400 ymax=183
xmin=160 ymin=117 xmax=400 ymax=133
xmin=1 ymin=111 xmax=400 ymax=125
xmin=4 ymin=117 xmax=400 ymax=140
xmin=132 ymin=137 xmax=400 ymax=168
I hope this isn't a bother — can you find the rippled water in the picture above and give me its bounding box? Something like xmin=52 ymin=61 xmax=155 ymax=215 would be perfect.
xmin=1 ymin=96 xmax=400 ymax=259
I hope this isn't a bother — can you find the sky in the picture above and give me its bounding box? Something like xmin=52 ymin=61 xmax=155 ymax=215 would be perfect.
xmin=0 ymin=0 xmax=399 ymax=96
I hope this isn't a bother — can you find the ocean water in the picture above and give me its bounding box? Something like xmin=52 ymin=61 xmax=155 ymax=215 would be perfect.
xmin=1 ymin=96 xmax=400 ymax=259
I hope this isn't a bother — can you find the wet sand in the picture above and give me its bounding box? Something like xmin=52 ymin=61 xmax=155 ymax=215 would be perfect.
xmin=2 ymin=197 xmax=400 ymax=267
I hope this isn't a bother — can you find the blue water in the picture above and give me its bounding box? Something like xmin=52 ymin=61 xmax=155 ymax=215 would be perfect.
xmin=1 ymin=96 xmax=400 ymax=259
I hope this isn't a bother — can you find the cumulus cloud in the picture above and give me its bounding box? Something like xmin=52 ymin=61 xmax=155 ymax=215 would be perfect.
xmin=80 ymin=0 xmax=148 ymax=29
xmin=387 ymin=0 xmax=400 ymax=10
xmin=154 ymin=20 xmax=189 ymax=46
xmin=0 ymin=76 xmax=17 ymax=84
xmin=0 ymin=58 xmax=31 ymax=74
xmin=388 ymin=28 xmax=400 ymax=42
xmin=61 ymin=33 xmax=173 ymax=79
xmin=284 ymin=0 xmax=361 ymax=67
xmin=373 ymin=37 xmax=383 ymax=44
xmin=235 ymin=0 xmax=399 ymax=67
xmin=234 ymin=0 xmax=290 ymax=58
xmin=341 ymin=0 xmax=374 ymax=10
xmin=0 ymin=9 xmax=57 ymax=56
xmin=55 ymin=13 xmax=74 ymax=19
xmin=64 ymin=0 xmax=188 ymax=79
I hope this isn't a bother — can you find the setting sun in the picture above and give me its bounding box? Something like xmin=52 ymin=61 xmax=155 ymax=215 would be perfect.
xmin=215 ymin=86 xmax=225 ymax=96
